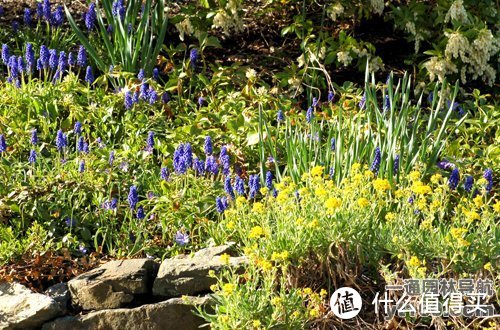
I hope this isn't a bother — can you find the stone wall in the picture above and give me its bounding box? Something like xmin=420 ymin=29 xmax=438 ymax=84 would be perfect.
xmin=0 ymin=245 xmax=247 ymax=330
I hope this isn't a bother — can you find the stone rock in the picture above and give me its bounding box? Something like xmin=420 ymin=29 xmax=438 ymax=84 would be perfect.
xmin=0 ymin=282 xmax=62 ymax=330
xmin=45 ymin=283 xmax=70 ymax=314
xmin=68 ymin=259 xmax=159 ymax=311
xmin=193 ymin=244 xmax=237 ymax=259
xmin=42 ymin=296 xmax=211 ymax=330
xmin=153 ymin=246 xmax=247 ymax=297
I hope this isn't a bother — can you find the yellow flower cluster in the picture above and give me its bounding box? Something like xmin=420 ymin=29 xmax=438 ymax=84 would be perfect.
xmin=249 ymin=226 xmax=265 ymax=239
xmin=373 ymin=178 xmax=391 ymax=192
xmin=325 ymin=197 xmax=342 ymax=213
xmin=411 ymin=181 xmax=432 ymax=195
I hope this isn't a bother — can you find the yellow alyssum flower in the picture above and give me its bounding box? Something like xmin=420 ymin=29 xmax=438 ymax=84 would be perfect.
xmin=271 ymin=250 xmax=289 ymax=262
xmin=315 ymin=187 xmax=328 ymax=197
xmin=420 ymin=219 xmax=433 ymax=229
xmin=249 ymin=226 xmax=265 ymax=239
xmin=417 ymin=198 xmax=427 ymax=210
xmin=450 ymin=227 xmax=467 ymax=239
xmin=373 ymin=178 xmax=391 ymax=192
xmin=325 ymin=197 xmax=342 ymax=211
xmin=252 ymin=320 xmax=261 ymax=328
xmin=417 ymin=267 xmax=426 ymax=278
xmin=484 ymin=262 xmax=492 ymax=271
xmin=364 ymin=170 xmax=375 ymax=179
xmin=259 ymin=259 xmax=273 ymax=271
xmin=408 ymin=256 xmax=421 ymax=267
xmin=302 ymin=287 xmax=313 ymax=295
xmin=320 ymin=289 xmax=328 ymax=297
xmin=227 ymin=221 xmax=235 ymax=230
xmin=275 ymin=182 xmax=285 ymax=191
xmin=473 ymin=195 xmax=484 ymax=208
xmin=395 ymin=189 xmax=405 ymax=198
xmin=301 ymin=172 xmax=311 ymax=182
xmin=409 ymin=170 xmax=421 ymax=181
xmin=477 ymin=177 xmax=488 ymax=186
xmin=357 ymin=197 xmax=370 ymax=208
xmin=493 ymin=201 xmax=500 ymax=213
xmin=222 ymin=283 xmax=235 ymax=295
xmin=464 ymin=210 xmax=480 ymax=222
xmin=351 ymin=173 xmax=363 ymax=184
xmin=309 ymin=308 xmax=320 ymax=318
xmin=430 ymin=173 xmax=442 ymax=184
xmin=308 ymin=219 xmax=319 ymax=228
xmin=296 ymin=218 xmax=304 ymax=225
xmin=252 ymin=202 xmax=265 ymax=213
xmin=351 ymin=163 xmax=361 ymax=173
xmin=411 ymin=181 xmax=432 ymax=195
xmin=219 ymin=253 xmax=230 ymax=264
xmin=236 ymin=196 xmax=247 ymax=208
xmin=259 ymin=187 xmax=269 ymax=195
xmin=218 ymin=315 xmax=229 ymax=323
xmin=291 ymin=311 xmax=300 ymax=319
xmin=310 ymin=166 xmax=325 ymax=177
xmin=276 ymin=191 xmax=290 ymax=204
xmin=392 ymin=236 xmax=399 ymax=243
xmin=210 ymin=284 xmax=218 ymax=292
xmin=385 ymin=212 xmax=396 ymax=221
xmin=271 ymin=297 xmax=282 ymax=305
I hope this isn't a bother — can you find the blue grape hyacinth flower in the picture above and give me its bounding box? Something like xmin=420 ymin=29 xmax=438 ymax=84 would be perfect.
xmin=393 ymin=155 xmax=400 ymax=175
xmin=85 ymin=66 xmax=94 ymax=84
xmin=248 ymin=174 xmax=260 ymax=199
xmin=265 ymin=171 xmax=273 ymax=190
xmin=28 ymin=149 xmax=36 ymax=164
xmin=224 ymin=176 xmax=235 ymax=200
xmin=146 ymin=131 xmax=154 ymax=152
xmin=0 ymin=135 xmax=6 ymax=153
xmin=234 ymin=175 xmax=245 ymax=195
xmin=55 ymin=129 xmax=67 ymax=150
xmin=31 ymin=129 xmax=38 ymax=145
xmin=204 ymin=136 xmax=213 ymax=155
xmin=448 ymin=168 xmax=460 ymax=190
xmin=370 ymin=147 xmax=381 ymax=174
xmin=128 ymin=185 xmax=138 ymax=210
xmin=136 ymin=206 xmax=145 ymax=220
xmin=483 ymin=168 xmax=493 ymax=193
xmin=464 ymin=175 xmax=473 ymax=192
xmin=277 ymin=109 xmax=285 ymax=122
xmin=85 ymin=2 xmax=96 ymax=30
xmin=190 ymin=48 xmax=199 ymax=68
xmin=77 ymin=45 xmax=87 ymax=67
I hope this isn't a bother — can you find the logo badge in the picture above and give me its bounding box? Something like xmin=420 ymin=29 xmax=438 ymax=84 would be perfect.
xmin=330 ymin=287 xmax=362 ymax=319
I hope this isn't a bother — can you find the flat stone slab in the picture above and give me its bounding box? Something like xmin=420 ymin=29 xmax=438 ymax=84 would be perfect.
xmin=68 ymin=259 xmax=159 ymax=311
xmin=0 ymin=281 xmax=62 ymax=330
xmin=42 ymin=296 xmax=210 ymax=330
xmin=153 ymin=246 xmax=247 ymax=298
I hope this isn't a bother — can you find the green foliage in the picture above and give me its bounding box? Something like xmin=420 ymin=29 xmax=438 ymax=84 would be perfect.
xmin=259 ymin=69 xmax=466 ymax=184
xmin=65 ymin=0 xmax=170 ymax=77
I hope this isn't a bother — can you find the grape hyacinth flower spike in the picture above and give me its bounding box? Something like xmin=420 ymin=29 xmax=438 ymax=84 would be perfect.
xmin=190 ymin=48 xmax=199 ymax=69
xmin=204 ymin=136 xmax=213 ymax=155
xmin=31 ymin=129 xmax=38 ymax=145
xmin=370 ymin=147 xmax=381 ymax=174
xmin=29 ymin=150 xmax=37 ymax=164
xmin=85 ymin=66 xmax=94 ymax=84
xmin=0 ymin=134 xmax=7 ymax=153
xmin=483 ymin=169 xmax=493 ymax=193
xmin=128 ymin=185 xmax=138 ymax=210
xmin=448 ymin=168 xmax=460 ymax=190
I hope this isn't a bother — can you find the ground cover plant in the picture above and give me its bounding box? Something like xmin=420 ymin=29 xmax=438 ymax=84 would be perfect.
xmin=0 ymin=0 xmax=498 ymax=329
